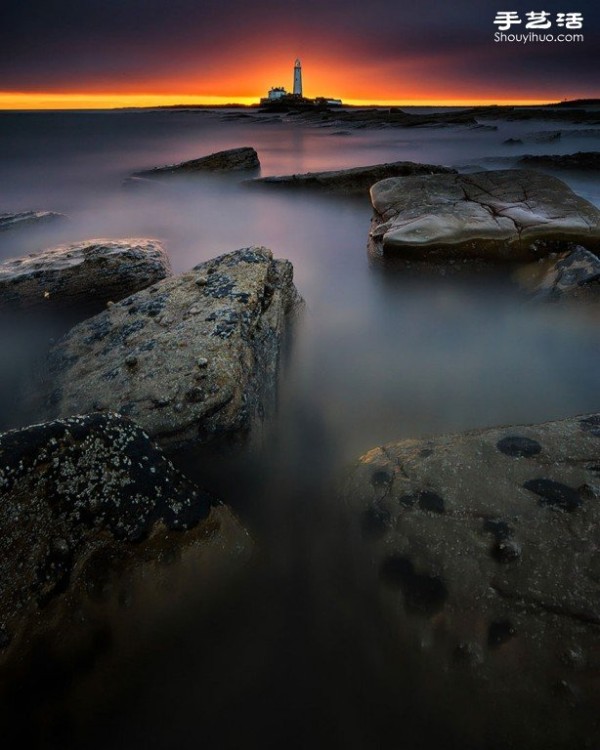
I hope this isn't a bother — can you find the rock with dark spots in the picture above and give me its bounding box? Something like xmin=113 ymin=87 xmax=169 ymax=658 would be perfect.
xmin=0 ymin=239 xmax=171 ymax=316
xmin=247 ymin=161 xmax=456 ymax=196
xmin=0 ymin=211 xmax=66 ymax=233
xmin=523 ymin=478 xmax=582 ymax=512
xmin=341 ymin=413 xmax=600 ymax=746
xmin=132 ymin=147 xmax=260 ymax=178
xmin=369 ymin=170 xmax=600 ymax=261
xmin=33 ymin=247 xmax=302 ymax=449
xmin=516 ymin=246 xmax=600 ymax=301
xmin=518 ymin=151 xmax=600 ymax=171
xmin=497 ymin=435 xmax=542 ymax=457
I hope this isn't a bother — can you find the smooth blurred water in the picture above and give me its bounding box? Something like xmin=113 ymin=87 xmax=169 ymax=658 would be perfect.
xmin=0 ymin=109 xmax=599 ymax=748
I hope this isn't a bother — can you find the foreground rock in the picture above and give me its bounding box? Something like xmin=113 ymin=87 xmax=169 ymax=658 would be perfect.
xmin=248 ymin=161 xmax=456 ymax=196
xmin=35 ymin=247 xmax=302 ymax=448
xmin=0 ymin=238 xmax=171 ymax=316
xmin=369 ymin=169 xmax=600 ymax=261
xmin=0 ymin=412 xmax=252 ymax=710
xmin=133 ymin=147 xmax=260 ymax=178
xmin=342 ymin=414 xmax=600 ymax=747
xmin=0 ymin=211 xmax=65 ymax=232
xmin=518 ymin=151 xmax=600 ymax=171
xmin=516 ymin=246 xmax=600 ymax=300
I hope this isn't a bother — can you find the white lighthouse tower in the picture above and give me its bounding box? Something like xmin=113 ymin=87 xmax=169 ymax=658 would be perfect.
xmin=293 ymin=58 xmax=302 ymax=97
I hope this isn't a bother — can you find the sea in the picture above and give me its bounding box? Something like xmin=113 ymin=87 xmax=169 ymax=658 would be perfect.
xmin=0 ymin=107 xmax=598 ymax=748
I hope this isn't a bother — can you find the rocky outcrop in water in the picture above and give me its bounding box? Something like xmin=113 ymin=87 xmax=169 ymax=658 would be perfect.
xmin=0 ymin=211 xmax=66 ymax=232
xmin=0 ymin=413 xmax=215 ymax=633
xmin=35 ymin=247 xmax=302 ymax=448
xmin=516 ymin=246 xmax=600 ymax=300
xmin=132 ymin=147 xmax=260 ymax=178
xmin=0 ymin=238 xmax=171 ymax=316
xmin=518 ymin=151 xmax=600 ymax=171
xmin=342 ymin=413 xmax=600 ymax=747
xmin=247 ymin=161 xmax=456 ymax=196
xmin=369 ymin=169 xmax=600 ymax=261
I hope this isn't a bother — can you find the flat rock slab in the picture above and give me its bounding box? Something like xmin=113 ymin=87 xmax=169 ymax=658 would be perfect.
xmin=35 ymin=247 xmax=302 ymax=448
xmin=0 ymin=411 xmax=252 ymax=673
xmin=133 ymin=146 xmax=260 ymax=178
xmin=248 ymin=161 xmax=456 ymax=196
xmin=369 ymin=169 xmax=600 ymax=261
xmin=0 ymin=211 xmax=66 ymax=232
xmin=0 ymin=238 xmax=172 ymax=315
xmin=342 ymin=414 xmax=600 ymax=746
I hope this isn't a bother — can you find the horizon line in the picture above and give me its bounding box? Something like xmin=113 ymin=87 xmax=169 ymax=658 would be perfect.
xmin=0 ymin=91 xmax=571 ymax=111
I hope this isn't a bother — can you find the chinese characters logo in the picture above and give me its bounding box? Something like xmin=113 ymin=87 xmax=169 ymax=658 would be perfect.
xmin=493 ymin=11 xmax=585 ymax=42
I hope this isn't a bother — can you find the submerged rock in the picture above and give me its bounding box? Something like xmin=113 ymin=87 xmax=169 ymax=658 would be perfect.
xmin=516 ymin=246 xmax=600 ymax=300
xmin=369 ymin=169 xmax=600 ymax=261
xmin=132 ymin=146 xmax=260 ymax=178
xmin=35 ymin=247 xmax=302 ymax=448
xmin=0 ymin=211 xmax=66 ymax=232
xmin=0 ymin=238 xmax=171 ymax=315
xmin=247 ymin=161 xmax=456 ymax=196
xmin=342 ymin=413 xmax=600 ymax=746
xmin=518 ymin=151 xmax=600 ymax=171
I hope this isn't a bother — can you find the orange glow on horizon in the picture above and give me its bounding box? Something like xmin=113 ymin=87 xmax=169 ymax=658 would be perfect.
xmin=0 ymin=91 xmax=556 ymax=110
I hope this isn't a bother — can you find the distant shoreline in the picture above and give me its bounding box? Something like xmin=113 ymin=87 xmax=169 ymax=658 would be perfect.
xmin=0 ymin=98 xmax=598 ymax=114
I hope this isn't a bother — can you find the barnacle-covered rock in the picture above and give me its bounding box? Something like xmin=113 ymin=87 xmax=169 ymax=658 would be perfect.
xmin=0 ymin=412 xmax=252 ymax=635
xmin=0 ymin=238 xmax=171 ymax=316
xmin=34 ymin=247 xmax=302 ymax=448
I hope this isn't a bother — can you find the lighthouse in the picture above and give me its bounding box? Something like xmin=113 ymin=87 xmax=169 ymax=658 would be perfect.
xmin=293 ymin=58 xmax=302 ymax=97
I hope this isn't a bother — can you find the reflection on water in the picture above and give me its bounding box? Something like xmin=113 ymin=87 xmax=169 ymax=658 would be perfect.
xmin=0 ymin=110 xmax=599 ymax=748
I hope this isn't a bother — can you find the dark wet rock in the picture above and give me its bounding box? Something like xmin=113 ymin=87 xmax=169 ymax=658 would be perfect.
xmin=516 ymin=246 xmax=600 ymax=301
xmin=0 ymin=238 xmax=171 ymax=316
xmin=33 ymin=247 xmax=302 ymax=449
xmin=132 ymin=147 xmax=260 ymax=178
xmin=369 ymin=170 xmax=600 ymax=261
xmin=496 ymin=435 xmax=542 ymax=457
xmin=0 ymin=211 xmax=66 ymax=233
xmin=247 ymin=161 xmax=456 ymax=196
xmin=518 ymin=151 xmax=600 ymax=171
xmin=341 ymin=413 xmax=600 ymax=746
xmin=0 ymin=413 xmax=253 ymax=718
xmin=0 ymin=413 xmax=245 ymax=628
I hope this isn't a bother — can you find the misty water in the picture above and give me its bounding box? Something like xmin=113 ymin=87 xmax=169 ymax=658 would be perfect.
xmin=0 ymin=109 xmax=599 ymax=748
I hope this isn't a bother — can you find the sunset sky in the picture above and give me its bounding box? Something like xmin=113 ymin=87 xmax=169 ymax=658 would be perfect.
xmin=1 ymin=0 xmax=597 ymax=108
